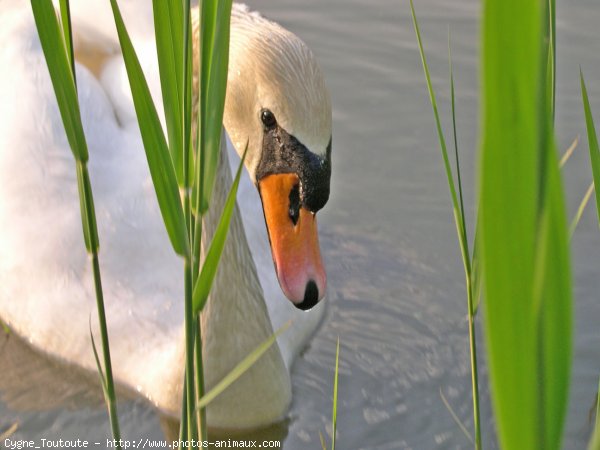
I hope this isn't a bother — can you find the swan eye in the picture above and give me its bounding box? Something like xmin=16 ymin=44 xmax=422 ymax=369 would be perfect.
xmin=261 ymin=109 xmax=277 ymax=129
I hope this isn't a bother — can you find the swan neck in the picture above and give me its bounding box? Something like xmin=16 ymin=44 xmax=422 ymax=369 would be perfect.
xmin=192 ymin=144 xmax=290 ymax=427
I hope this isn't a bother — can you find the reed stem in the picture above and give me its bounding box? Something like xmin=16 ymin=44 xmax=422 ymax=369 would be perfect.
xmin=410 ymin=3 xmax=482 ymax=446
xmin=58 ymin=1 xmax=122 ymax=443
xmin=77 ymin=162 xmax=122 ymax=447
xmin=191 ymin=2 xmax=208 ymax=440
xmin=194 ymin=320 xmax=207 ymax=438
xmin=466 ymin=276 xmax=482 ymax=450
xmin=91 ymin=252 xmax=122 ymax=446
xmin=449 ymin=35 xmax=482 ymax=450
xmin=192 ymin=218 xmax=208 ymax=440
xmin=178 ymin=376 xmax=188 ymax=446
xmin=184 ymin=258 xmax=198 ymax=441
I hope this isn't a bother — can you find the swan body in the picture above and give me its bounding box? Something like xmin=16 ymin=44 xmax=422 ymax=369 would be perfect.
xmin=0 ymin=0 xmax=331 ymax=430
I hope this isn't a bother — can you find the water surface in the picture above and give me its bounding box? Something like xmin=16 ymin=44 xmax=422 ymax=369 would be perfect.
xmin=2 ymin=0 xmax=600 ymax=448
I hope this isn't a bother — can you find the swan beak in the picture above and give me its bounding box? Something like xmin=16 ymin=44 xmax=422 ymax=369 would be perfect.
xmin=259 ymin=173 xmax=327 ymax=310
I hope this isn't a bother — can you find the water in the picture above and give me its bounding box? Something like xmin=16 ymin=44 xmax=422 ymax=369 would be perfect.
xmin=1 ymin=0 xmax=600 ymax=448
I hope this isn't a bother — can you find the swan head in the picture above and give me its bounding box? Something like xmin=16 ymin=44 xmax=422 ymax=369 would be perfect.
xmin=216 ymin=7 xmax=332 ymax=310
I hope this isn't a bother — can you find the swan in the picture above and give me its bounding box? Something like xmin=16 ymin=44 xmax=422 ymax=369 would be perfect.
xmin=0 ymin=0 xmax=332 ymax=430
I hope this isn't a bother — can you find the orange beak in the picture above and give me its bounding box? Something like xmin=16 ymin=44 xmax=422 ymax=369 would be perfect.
xmin=259 ymin=173 xmax=327 ymax=310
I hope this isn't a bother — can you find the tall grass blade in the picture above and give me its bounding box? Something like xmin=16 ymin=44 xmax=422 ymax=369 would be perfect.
xmin=190 ymin=4 xmax=234 ymax=436
xmin=534 ymin=138 xmax=572 ymax=450
xmin=590 ymin=427 xmax=600 ymax=450
xmin=193 ymin=318 xmax=207 ymax=436
xmin=480 ymin=0 xmax=572 ymax=447
xmin=449 ymin=32 xmax=482 ymax=450
xmin=89 ymin=319 xmax=109 ymax=396
xmin=183 ymin=260 xmax=198 ymax=442
xmin=190 ymin=0 xmax=233 ymax=441
xmin=58 ymin=0 xmax=75 ymax=83
xmin=480 ymin=1 xmax=541 ymax=445
xmin=180 ymin=1 xmax=198 ymax=441
xmin=449 ymin=31 xmax=468 ymax=250
xmin=439 ymin=387 xmax=474 ymax=444
xmin=331 ymin=337 xmax=340 ymax=450
xmin=570 ymin=182 xmax=594 ymax=237
xmin=580 ymin=71 xmax=600 ymax=228
xmin=196 ymin=0 xmax=233 ymax=214
xmin=58 ymin=0 xmax=99 ymax=255
xmin=89 ymin=317 xmax=121 ymax=449
xmin=76 ymin=163 xmax=99 ymax=252
xmin=152 ymin=0 xmax=185 ymax=185
xmin=470 ymin=227 xmax=482 ymax=315
xmin=32 ymin=2 xmax=122 ymax=445
xmin=196 ymin=321 xmax=291 ymax=409
xmin=547 ymin=0 xmax=556 ymax=122
xmin=178 ymin=378 xmax=188 ymax=445
xmin=559 ymin=136 xmax=579 ymax=168
xmin=596 ymin=376 xmax=600 ymax=439
xmin=410 ymin=3 xmax=481 ymax=447
xmin=192 ymin=145 xmax=247 ymax=313
xmin=590 ymin=377 xmax=600 ymax=450
xmin=319 ymin=433 xmax=327 ymax=450
xmin=109 ymin=0 xmax=189 ymax=258
xmin=183 ymin=0 xmax=194 ymax=193
xmin=90 ymin=252 xmax=122 ymax=446
xmin=409 ymin=1 xmax=466 ymax=255
xmin=30 ymin=0 xmax=88 ymax=163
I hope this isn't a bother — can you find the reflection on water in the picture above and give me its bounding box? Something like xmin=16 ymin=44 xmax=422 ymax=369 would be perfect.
xmin=0 ymin=332 xmax=104 ymax=412
xmin=2 ymin=0 xmax=600 ymax=448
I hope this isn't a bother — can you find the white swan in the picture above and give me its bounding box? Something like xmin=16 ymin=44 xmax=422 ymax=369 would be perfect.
xmin=0 ymin=0 xmax=332 ymax=430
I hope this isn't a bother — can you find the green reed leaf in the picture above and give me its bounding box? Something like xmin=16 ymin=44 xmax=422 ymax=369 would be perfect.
xmin=109 ymin=0 xmax=189 ymax=258
xmin=192 ymin=145 xmax=246 ymax=314
xmin=152 ymin=0 xmax=185 ymax=186
xmin=570 ymin=182 xmax=594 ymax=237
xmin=409 ymin=0 xmax=470 ymax=284
xmin=596 ymin=377 xmax=600 ymax=441
xmin=319 ymin=433 xmax=327 ymax=450
xmin=33 ymin=2 xmax=122 ymax=446
xmin=410 ymin=5 xmax=481 ymax=447
xmin=480 ymin=1 xmax=541 ymax=445
xmin=533 ymin=137 xmax=572 ymax=450
xmin=590 ymin=425 xmax=600 ymax=450
xmin=580 ymin=71 xmax=600 ymax=228
xmin=58 ymin=0 xmax=75 ymax=82
xmin=30 ymin=0 xmax=88 ymax=163
xmin=439 ymin=387 xmax=474 ymax=444
xmin=587 ymin=378 xmax=600 ymax=449
xmin=196 ymin=321 xmax=291 ymax=409
xmin=196 ymin=0 xmax=233 ymax=214
xmin=89 ymin=317 xmax=108 ymax=398
xmin=76 ymin=163 xmax=99 ymax=252
xmin=547 ymin=0 xmax=556 ymax=122
xmin=559 ymin=136 xmax=579 ymax=169
xmin=480 ymin=0 xmax=572 ymax=447
xmin=470 ymin=225 xmax=482 ymax=315
xmin=331 ymin=337 xmax=340 ymax=450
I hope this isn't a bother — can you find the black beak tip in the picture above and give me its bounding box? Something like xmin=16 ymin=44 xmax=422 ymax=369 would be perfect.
xmin=296 ymin=280 xmax=319 ymax=311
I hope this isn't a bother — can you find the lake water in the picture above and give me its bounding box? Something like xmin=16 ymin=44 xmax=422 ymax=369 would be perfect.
xmin=2 ymin=0 xmax=600 ymax=448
